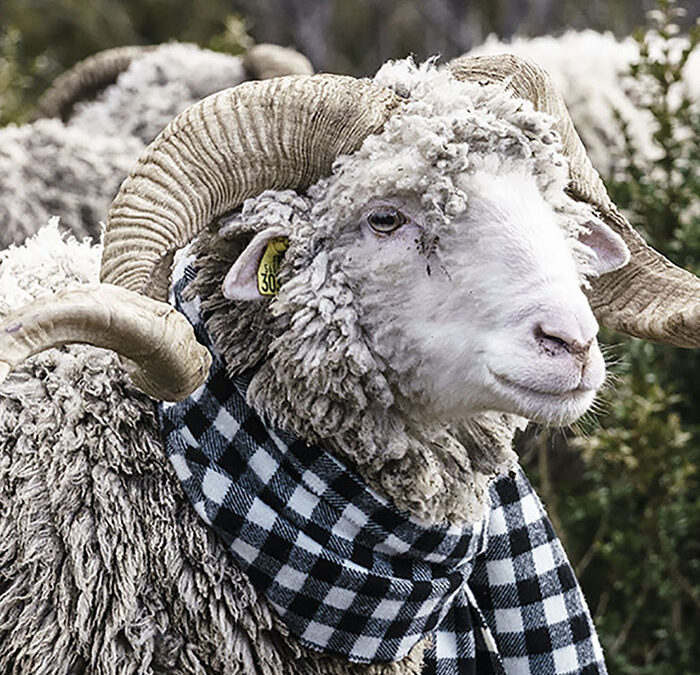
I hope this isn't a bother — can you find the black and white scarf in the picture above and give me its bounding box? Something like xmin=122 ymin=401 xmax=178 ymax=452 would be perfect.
xmin=158 ymin=252 xmax=606 ymax=674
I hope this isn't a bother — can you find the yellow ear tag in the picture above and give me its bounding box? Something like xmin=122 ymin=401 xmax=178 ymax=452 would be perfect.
xmin=257 ymin=238 xmax=289 ymax=296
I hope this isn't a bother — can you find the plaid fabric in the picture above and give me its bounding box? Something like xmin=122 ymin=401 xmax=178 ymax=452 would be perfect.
xmin=157 ymin=251 xmax=607 ymax=674
xmin=427 ymin=471 xmax=607 ymax=675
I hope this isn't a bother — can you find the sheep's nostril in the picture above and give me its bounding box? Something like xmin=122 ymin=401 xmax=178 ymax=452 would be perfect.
xmin=534 ymin=323 xmax=593 ymax=359
xmin=535 ymin=325 xmax=570 ymax=355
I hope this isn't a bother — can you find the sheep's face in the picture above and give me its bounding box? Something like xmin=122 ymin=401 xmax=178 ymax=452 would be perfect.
xmin=221 ymin=64 xmax=630 ymax=430
xmin=338 ymin=168 xmax=615 ymax=427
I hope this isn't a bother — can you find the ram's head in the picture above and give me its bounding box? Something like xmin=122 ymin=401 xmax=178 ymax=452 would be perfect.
xmin=1 ymin=56 xmax=698 ymax=434
xmin=212 ymin=61 xmax=633 ymax=430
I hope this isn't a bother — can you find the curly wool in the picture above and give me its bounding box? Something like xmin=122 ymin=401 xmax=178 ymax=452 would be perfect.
xmin=0 ymin=44 xmax=247 ymax=248
xmin=0 ymin=122 xmax=141 ymax=247
xmin=0 ymin=223 xmax=427 ymax=675
xmin=311 ymin=59 xmax=602 ymax=278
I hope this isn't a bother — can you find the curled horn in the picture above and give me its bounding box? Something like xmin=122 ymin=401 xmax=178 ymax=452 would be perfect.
xmin=34 ymin=45 xmax=157 ymax=122
xmin=243 ymin=43 xmax=314 ymax=79
xmin=0 ymin=286 xmax=210 ymax=401
xmin=450 ymin=54 xmax=700 ymax=348
xmin=0 ymin=75 xmax=401 ymax=400
xmin=99 ymin=74 xmax=400 ymax=298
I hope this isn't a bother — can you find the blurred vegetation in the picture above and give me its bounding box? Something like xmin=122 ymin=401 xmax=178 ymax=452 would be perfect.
xmin=1 ymin=0 xmax=698 ymax=124
xmin=0 ymin=1 xmax=254 ymax=124
xmin=0 ymin=0 xmax=698 ymax=673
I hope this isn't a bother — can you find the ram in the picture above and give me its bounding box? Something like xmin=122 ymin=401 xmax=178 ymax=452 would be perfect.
xmin=0 ymin=56 xmax=697 ymax=674
xmin=0 ymin=42 xmax=312 ymax=248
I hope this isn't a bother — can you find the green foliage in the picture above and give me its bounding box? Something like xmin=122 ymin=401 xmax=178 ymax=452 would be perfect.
xmin=523 ymin=2 xmax=700 ymax=672
xmin=610 ymin=0 xmax=700 ymax=272
xmin=0 ymin=25 xmax=53 ymax=125
xmin=568 ymin=376 xmax=698 ymax=673
xmin=207 ymin=15 xmax=253 ymax=56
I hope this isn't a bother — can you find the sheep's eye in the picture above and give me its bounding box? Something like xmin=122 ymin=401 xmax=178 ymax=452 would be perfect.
xmin=367 ymin=207 xmax=407 ymax=234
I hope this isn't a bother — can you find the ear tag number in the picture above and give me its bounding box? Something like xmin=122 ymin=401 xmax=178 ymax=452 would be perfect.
xmin=257 ymin=238 xmax=289 ymax=296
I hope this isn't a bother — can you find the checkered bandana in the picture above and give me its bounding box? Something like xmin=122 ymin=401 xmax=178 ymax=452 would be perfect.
xmin=158 ymin=252 xmax=607 ymax=674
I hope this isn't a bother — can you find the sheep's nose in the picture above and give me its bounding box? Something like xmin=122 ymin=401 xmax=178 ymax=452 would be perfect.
xmin=535 ymin=316 xmax=595 ymax=361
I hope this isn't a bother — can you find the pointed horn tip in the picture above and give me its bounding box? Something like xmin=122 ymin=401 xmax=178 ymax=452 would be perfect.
xmin=126 ymin=299 xmax=213 ymax=401
xmin=0 ymin=284 xmax=213 ymax=402
xmin=116 ymin=298 xmax=214 ymax=401
xmin=123 ymin=344 xmax=212 ymax=402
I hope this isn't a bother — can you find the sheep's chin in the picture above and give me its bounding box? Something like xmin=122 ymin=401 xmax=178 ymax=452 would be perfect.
xmin=486 ymin=370 xmax=597 ymax=426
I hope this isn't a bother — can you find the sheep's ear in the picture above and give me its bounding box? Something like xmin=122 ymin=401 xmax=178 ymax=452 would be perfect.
xmin=222 ymin=227 xmax=290 ymax=301
xmin=578 ymin=216 xmax=630 ymax=275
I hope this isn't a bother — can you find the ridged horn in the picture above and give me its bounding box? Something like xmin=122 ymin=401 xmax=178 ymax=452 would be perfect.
xmin=0 ymin=285 xmax=211 ymax=401
xmin=0 ymin=74 xmax=401 ymax=400
xmin=243 ymin=43 xmax=314 ymax=79
xmin=101 ymin=74 xmax=401 ymax=300
xmin=34 ymin=45 xmax=156 ymax=121
xmin=449 ymin=54 xmax=700 ymax=348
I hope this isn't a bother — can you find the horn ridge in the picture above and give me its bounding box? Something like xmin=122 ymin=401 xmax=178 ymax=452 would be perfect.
xmin=450 ymin=54 xmax=611 ymax=207
xmin=100 ymin=74 xmax=401 ymax=300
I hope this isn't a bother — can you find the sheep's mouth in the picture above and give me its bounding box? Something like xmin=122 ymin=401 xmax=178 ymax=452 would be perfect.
xmin=489 ymin=370 xmax=592 ymax=398
xmin=487 ymin=369 xmax=596 ymax=425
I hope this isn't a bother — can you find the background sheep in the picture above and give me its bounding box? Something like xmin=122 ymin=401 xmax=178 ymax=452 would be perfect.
xmin=0 ymin=53 xmax=697 ymax=674
xmin=467 ymin=29 xmax=699 ymax=180
xmin=0 ymin=42 xmax=312 ymax=248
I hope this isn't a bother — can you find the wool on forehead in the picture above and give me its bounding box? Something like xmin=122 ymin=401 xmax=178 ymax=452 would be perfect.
xmin=315 ymin=59 xmax=570 ymax=214
xmin=301 ymin=58 xmax=601 ymax=279
xmin=218 ymin=58 xmax=599 ymax=274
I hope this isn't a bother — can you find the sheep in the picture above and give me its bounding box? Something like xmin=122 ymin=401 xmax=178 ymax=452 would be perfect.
xmin=467 ymin=30 xmax=699 ymax=180
xmin=0 ymin=55 xmax=698 ymax=674
xmin=33 ymin=45 xmax=158 ymax=122
xmin=0 ymin=42 xmax=313 ymax=248
xmin=34 ymin=43 xmax=313 ymax=125
xmin=58 ymin=42 xmax=312 ymax=143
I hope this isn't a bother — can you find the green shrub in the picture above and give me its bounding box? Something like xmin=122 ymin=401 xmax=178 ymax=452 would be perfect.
xmin=522 ymin=3 xmax=699 ymax=672
xmin=0 ymin=25 xmax=53 ymax=125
